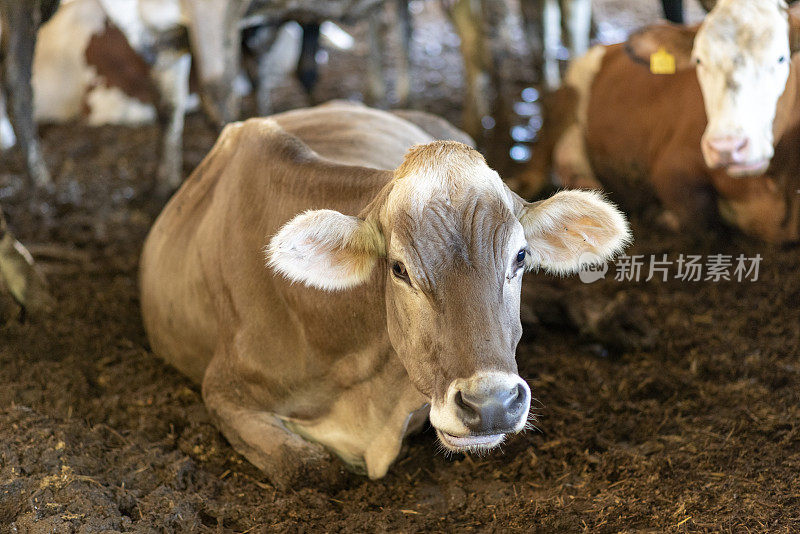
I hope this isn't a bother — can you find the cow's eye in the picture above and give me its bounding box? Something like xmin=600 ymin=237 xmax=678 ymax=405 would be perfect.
xmin=516 ymin=248 xmax=527 ymax=266
xmin=779 ymin=55 xmax=786 ymax=64
xmin=694 ymin=57 xmax=701 ymax=66
xmin=391 ymin=261 xmax=410 ymax=283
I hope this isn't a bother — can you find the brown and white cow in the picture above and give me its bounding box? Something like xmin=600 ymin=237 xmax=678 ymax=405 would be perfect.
xmin=0 ymin=0 xmax=190 ymax=193
xmin=139 ymin=102 xmax=630 ymax=487
xmin=518 ymin=0 xmax=800 ymax=243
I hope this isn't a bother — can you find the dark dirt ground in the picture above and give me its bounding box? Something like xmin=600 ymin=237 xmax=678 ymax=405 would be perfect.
xmin=1 ymin=1 xmax=799 ymax=532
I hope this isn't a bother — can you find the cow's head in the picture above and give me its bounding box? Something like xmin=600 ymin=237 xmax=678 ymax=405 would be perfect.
xmin=269 ymin=142 xmax=630 ymax=452
xmin=629 ymin=0 xmax=800 ymax=177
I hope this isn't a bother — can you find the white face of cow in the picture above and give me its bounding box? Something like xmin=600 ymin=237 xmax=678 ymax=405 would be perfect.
xmin=693 ymin=0 xmax=791 ymax=176
xmin=269 ymin=142 xmax=631 ymax=454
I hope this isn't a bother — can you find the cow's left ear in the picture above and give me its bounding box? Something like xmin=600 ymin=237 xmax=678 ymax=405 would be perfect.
xmin=517 ymin=190 xmax=631 ymax=275
xmin=267 ymin=209 xmax=385 ymax=291
xmin=626 ymin=23 xmax=699 ymax=72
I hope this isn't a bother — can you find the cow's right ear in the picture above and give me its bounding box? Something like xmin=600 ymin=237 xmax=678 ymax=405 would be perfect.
xmin=267 ymin=210 xmax=385 ymax=291
xmin=626 ymin=24 xmax=698 ymax=72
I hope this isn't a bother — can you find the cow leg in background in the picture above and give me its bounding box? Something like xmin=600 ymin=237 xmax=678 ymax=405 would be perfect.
xmin=0 ymin=0 xmax=52 ymax=190
xmin=296 ymin=23 xmax=320 ymax=101
xmin=394 ymin=0 xmax=411 ymax=107
xmin=561 ymin=0 xmax=591 ymax=65
xmin=0 ymin=206 xmax=53 ymax=314
xmin=0 ymin=88 xmax=16 ymax=150
xmin=366 ymin=9 xmax=388 ymax=106
xmin=446 ymin=0 xmax=491 ymax=141
xmin=661 ymin=0 xmax=684 ymax=23
xmin=519 ymin=0 xmax=545 ymax=84
xmin=480 ymin=0 xmax=516 ymax=165
xmin=202 ymin=353 xmax=342 ymax=490
xmin=252 ymin=23 xmax=301 ymax=116
xmin=183 ymin=0 xmax=252 ymax=127
xmin=152 ymin=50 xmax=191 ymax=196
xmin=541 ymin=0 xmax=562 ymax=90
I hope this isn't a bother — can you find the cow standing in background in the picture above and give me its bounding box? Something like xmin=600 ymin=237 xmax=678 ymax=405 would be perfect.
xmin=53 ymin=0 xmax=190 ymax=195
xmin=182 ymin=0 xmax=401 ymax=127
xmin=519 ymin=0 xmax=800 ymax=243
xmin=0 ymin=0 xmax=191 ymax=195
xmin=238 ymin=0 xmax=411 ymax=116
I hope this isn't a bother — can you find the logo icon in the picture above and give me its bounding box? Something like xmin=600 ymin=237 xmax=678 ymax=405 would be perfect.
xmin=578 ymin=252 xmax=608 ymax=283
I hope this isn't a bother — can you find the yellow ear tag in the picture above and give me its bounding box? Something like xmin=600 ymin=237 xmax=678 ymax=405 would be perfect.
xmin=650 ymin=47 xmax=676 ymax=75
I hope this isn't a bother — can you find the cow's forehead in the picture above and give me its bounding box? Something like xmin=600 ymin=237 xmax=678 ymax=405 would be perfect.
xmin=382 ymin=142 xmax=521 ymax=285
xmin=386 ymin=141 xmax=512 ymax=218
xmin=696 ymin=1 xmax=788 ymax=60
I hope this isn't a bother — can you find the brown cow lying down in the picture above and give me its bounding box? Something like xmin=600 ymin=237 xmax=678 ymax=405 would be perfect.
xmin=519 ymin=0 xmax=800 ymax=244
xmin=140 ymin=102 xmax=630 ymax=487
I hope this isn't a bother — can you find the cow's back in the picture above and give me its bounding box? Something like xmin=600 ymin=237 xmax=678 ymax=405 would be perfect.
xmin=585 ymin=44 xmax=709 ymax=208
xmin=140 ymin=103 xmax=437 ymax=383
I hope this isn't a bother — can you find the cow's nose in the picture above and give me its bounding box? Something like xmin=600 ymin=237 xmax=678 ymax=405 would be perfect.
xmin=705 ymin=136 xmax=749 ymax=165
xmin=454 ymin=382 xmax=529 ymax=434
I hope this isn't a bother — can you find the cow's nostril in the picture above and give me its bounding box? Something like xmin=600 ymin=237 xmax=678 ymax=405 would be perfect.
xmin=708 ymin=137 xmax=749 ymax=157
xmin=454 ymin=390 xmax=480 ymax=425
xmin=506 ymin=384 xmax=527 ymax=418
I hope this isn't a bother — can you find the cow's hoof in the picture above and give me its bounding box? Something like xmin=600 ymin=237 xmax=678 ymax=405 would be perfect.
xmin=27 ymin=151 xmax=53 ymax=193
xmin=0 ymin=236 xmax=55 ymax=315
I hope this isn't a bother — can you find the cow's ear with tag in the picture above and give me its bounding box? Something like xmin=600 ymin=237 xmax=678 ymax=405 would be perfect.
xmin=267 ymin=209 xmax=385 ymax=291
xmin=517 ymin=190 xmax=631 ymax=275
xmin=626 ymin=23 xmax=699 ymax=73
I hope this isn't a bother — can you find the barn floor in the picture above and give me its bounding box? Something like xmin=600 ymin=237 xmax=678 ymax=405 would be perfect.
xmin=2 ymin=1 xmax=799 ymax=532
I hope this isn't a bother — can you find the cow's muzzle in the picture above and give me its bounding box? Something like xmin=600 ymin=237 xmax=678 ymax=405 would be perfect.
xmin=430 ymin=372 xmax=531 ymax=452
xmin=702 ymin=135 xmax=771 ymax=177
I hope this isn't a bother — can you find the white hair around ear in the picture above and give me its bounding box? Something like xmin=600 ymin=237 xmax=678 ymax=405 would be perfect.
xmin=519 ymin=190 xmax=631 ymax=275
xmin=267 ymin=209 xmax=385 ymax=291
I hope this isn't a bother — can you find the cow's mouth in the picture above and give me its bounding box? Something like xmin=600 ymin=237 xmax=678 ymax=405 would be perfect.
xmin=726 ymin=159 xmax=770 ymax=177
xmin=436 ymin=429 xmax=505 ymax=452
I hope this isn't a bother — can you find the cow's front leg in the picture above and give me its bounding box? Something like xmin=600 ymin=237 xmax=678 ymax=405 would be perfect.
xmin=153 ymin=50 xmax=191 ymax=196
xmin=651 ymin=158 xmax=718 ymax=232
xmin=202 ymin=355 xmax=343 ymax=490
xmin=0 ymin=0 xmax=51 ymax=190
